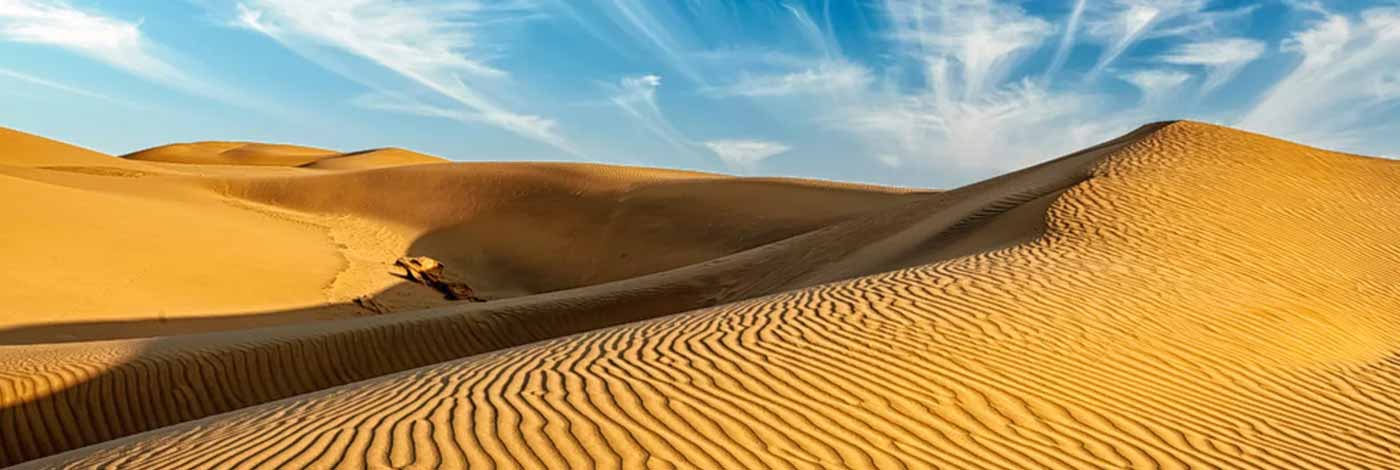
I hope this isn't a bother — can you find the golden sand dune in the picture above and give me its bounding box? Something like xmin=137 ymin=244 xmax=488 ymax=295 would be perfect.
xmin=0 ymin=128 xmax=154 ymax=170
xmin=4 ymin=122 xmax=1400 ymax=468
xmin=124 ymin=141 xmax=340 ymax=166
xmin=1 ymin=129 xmax=915 ymax=346
xmin=0 ymin=126 xmax=928 ymax=464
xmin=124 ymin=140 xmax=454 ymax=171
xmin=301 ymin=148 xmax=449 ymax=170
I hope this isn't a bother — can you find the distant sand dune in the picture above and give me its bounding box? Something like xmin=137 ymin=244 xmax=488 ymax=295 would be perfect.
xmin=124 ymin=141 xmax=339 ymax=166
xmin=300 ymin=148 xmax=448 ymax=170
xmin=4 ymin=122 xmax=1400 ymax=468
xmin=1 ymin=131 xmax=916 ymax=344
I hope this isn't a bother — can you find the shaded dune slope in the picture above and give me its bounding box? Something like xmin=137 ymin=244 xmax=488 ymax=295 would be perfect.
xmin=212 ymin=162 xmax=924 ymax=297
xmin=9 ymin=122 xmax=1400 ymax=468
xmin=0 ymin=121 xmax=1096 ymax=464
xmin=1 ymin=134 xmax=916 ymax=344
xmin=1 ymin=129 xmax=928 ymax=464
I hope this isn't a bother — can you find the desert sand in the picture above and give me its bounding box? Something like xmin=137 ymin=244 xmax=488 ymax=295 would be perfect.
xmin=2 ymin=121 xmax=1399 ymax=468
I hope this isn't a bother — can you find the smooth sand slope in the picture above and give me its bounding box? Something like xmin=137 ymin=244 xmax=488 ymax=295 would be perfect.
xmin=5 ymin=122 xmax=1400 ymax=468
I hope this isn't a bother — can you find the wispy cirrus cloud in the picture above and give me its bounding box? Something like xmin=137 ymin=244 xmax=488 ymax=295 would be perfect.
xmin=1080 ymin=0 xmax=1259 ymax=79
xmin=706 ymin=0 xmax=1305 ymax=178
xmin=544 ymin=0 xmax=1392 ymax=181
xmin=1043 ymin=0 xmax=1087 ymax=83
xmin=4 ymin=0 xmax=1395 ymax=187
xmin=841 ymin=79 xmax=1109 ymax=170
xmin=0 ymin=0 xmax=183 ymax=82
xmin=882 ymin=0 xmax=1053 ymax=99
xmin=606 ymin=73 xmax=794 ymax=172
xmin=1120 ymin=69 xmax=1193 ymax=103
xmin=233 ymin=0 xmax=579 ymax=156
xmin=579 ymin=0 xmax=704 ymax=84
xmin=0 ymin=0 xmax=263 ymax=107
xmin=823 ymin=0 xmax=1111 ymax=173
xmin=708 ymin=61 xmax=871 ymax=98
xmin=0 ymin=66 xmax=121 ymax=103
xmin=609 ymin=74 xmax=695 ymax=154
xmin=1239 ymin=6 xmax=1400 ymax=155
xmin=1160 ymin=37 xmax=1266 ymax=92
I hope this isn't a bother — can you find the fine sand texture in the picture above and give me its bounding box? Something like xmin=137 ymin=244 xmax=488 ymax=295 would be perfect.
xmin=4 ymin=122 xmax=1400 ymax=468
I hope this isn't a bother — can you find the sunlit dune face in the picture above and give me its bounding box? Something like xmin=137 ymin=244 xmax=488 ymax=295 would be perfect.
xmin=1 ymin=122 xmax=1398 ymax=469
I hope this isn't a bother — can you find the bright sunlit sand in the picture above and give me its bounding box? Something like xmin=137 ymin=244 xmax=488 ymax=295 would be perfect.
xmin=3 ymin=121 xmax=1400 ymax=468
xmin=3 ymin=0 xmax=1399 ymax=468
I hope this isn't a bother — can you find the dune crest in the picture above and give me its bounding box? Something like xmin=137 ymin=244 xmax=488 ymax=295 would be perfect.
xmin=5 ymin=122 xmax=1400 ymax=468
xmin=302 ymin=148 xmax=449 ymax=170
xmin=124 ymin=141 xmax=338 ymax=166
xmin=122 ymin=141 xmax=455 ymax=171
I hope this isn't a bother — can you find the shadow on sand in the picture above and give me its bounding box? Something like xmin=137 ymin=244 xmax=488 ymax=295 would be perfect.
xmin=0 ymin=232 xmax=738 ymax=467
xmin=0 ymin=282 xmax=447 ymax=346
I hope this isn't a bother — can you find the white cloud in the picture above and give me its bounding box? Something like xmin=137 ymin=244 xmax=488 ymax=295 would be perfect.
xmin=711 ymin=61 xmax=871 ymax=98
xmin=1086 ymin=2 xmax=1175 ymax=77
xmin=703 ymin=139 xmax=791 ymax=172
xmin=0 ymin=0 xmax=286 ymax=112
xmin=882 ymin=0 xmax=1053 ymax=98
xmin=1083 ymin=0 xmax=1226 ymax=78
xmin=813 ymin=0 xmax=1124 ymax=174
xmin=840 ymin=79 xmax=1116 ymax=172
xmin=0 ymin=66 xmax=119 ymax=103
xmin=782 ymin=3 xmax=842 ymax=61
xmin=0 ymin=0 xmax=190 ymax=90
xmin=351 ymin=92 xmax=457 ymax=118
xmin=1160 ymin=37 xmax=1265 ymax=92
xmin=1043 ymin=0 xmax=1088 ymax=83
xmin=586 ymin=0 xmax=703 ymax=84
xmin=609 ymin=73 xmax=698 ymax=155
xmin=619 ymin=74 xmax=662 ymax=97
xmin=234 ymin=0 xmax=578 ymax=155
xmin=1121 ymin=69 xmax=1193 ymax=102
xmin=1239 ymin=7 xmax=1400 ymax=155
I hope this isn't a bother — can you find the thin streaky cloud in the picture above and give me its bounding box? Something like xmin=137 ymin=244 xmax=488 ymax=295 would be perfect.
xmin=0 ymin=0 xmax=265 ymax=109
xmin=596 ymin=0 xmax=705 ymax=84
xmin=0 ymin=0 xmax=184 ymax=83
xmin=1043 ymin=0 xmax=1087 ymax=84
xmin=783 ymin=3 xmax=841 ymax=61
xmin=1121 ymin=69 xmax=1193 ymax=103
xmin=1084 ymin=0 xmax=1212 ymax=79
xmin=709 ymin=61 xmax=871 ymax=98
xmin=2 ymin=0 xmax=1397 ymax=187
xmin=1160 ymin=37 xmax=1265 ymax=92
xmin=1239 ymin=6 xmax=1400 ymax=155
xmin=234 ymin=0 xmax=580 ymax=156
xmin=609 ymin=74 xmax=700 ymax=158
xmin=0 ymin=66 xmax=121 ymax=103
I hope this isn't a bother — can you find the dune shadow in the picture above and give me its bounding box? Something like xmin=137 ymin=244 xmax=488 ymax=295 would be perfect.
xmin=0 ymin=122 xmax=1171 ymax=467
xmin=0 ymin=176 xmax=1074 ymax=466
xmin=0 ymin=283 xmax=450 ymax=346
xmin=0 ymin=227 xmax=740 ymax=466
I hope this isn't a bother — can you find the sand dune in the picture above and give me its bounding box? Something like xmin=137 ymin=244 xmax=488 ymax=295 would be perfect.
xmin=301 ymin=148 xmax=449 ymax=170
xmin=1 ymin=130 xmax=915 ymax=346
xmin=124 ymin=141 xmax=455 ymax=171
xmin=124 ymin=141 xmax=340 ymax=166
xmin=4 ymin=122 xmax=1400 ymax=468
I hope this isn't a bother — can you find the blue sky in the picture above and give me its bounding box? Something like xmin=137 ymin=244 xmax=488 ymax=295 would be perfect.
xmin=1 ymin=0 xmax=1397 ymax=187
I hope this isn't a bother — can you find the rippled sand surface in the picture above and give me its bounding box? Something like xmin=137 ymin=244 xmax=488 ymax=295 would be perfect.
xmin=4 ymin=121 xmax=1399 ymax=469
